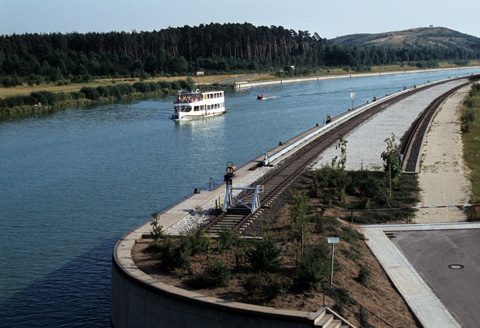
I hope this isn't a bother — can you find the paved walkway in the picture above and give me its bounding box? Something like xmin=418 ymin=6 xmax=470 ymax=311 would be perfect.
xmin=359 ymin=222 xmax=480 ymax=328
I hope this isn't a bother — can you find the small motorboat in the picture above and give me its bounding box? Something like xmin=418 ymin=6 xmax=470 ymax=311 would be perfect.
xmin=257 ymin=95 xmax=265 ymax=100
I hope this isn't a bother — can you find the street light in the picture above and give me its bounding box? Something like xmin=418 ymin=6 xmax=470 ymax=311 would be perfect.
xmin=348 ymin=88 xmax=355 ymax=110
xmin=328 ymin=237 xmax=339 ymax=285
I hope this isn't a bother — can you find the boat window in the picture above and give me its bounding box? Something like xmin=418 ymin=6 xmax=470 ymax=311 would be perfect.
xmin=194 ymin=106 xmax=199 ymax=111
xmin=200 ymin=105 xmax=204 ymax=110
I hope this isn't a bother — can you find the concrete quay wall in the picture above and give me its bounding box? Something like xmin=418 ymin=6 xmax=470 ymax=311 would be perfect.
xmin=111 ymin=241 xmax=323 ymax=328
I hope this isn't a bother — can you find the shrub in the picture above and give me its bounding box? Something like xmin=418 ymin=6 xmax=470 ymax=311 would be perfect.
xmin=324 ymin=286 xmax=354 ymax=306
xmin=205 ymin=259 xmax=231 ymax=287
xmin=150 ymin=213 xmax=164 ymax=242
xmin=96 ymin=86 xmax=111 ymax=98
xmin=340 ymin=247 xmax=362 ymax=264
xmin=71 ymin=91 xmax=86 ymax=100
xmin=245 ymin=238 xmax=282 ymax=272
xmin=133 ymin=82 xmax=151 ymax=93
xmin=149 ymin=82 xmax=160 ymax=92
xmin=184 ymin=259 xmax=231 ymax=289
xmin=338 ymin=226 xmax=365 ymax=243
xmin=31 ymin=91 xmax=58 ymax=106
xmin=80 ymin=87 xmax=101 ymax=101
xmin=107 ymin=85 xmax=122 ymax=99
xmin=182 ymin=228 xmax=211 ymax=256
xmin=170 ymin=80 xmax=182 ymax=90
xmin=357 ymin=266 xmax=372 ymax=287
xmin=158 ymin=81 xmax=172 ymax=90
xmin=218 ymin=227 xmax=240 ymax=252
xmin=359 ymin=307 xmax=373 ymax=328
xmin=156 ymin=237 xmax=191 ymax=271
xmin=241 ymin=272 xmax=291 ymax=300
xmin=296 ymin=243 xmax=330 ymax=290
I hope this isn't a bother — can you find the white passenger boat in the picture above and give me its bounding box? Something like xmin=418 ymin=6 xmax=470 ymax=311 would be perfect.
xmin=172 ymin=90 xmax=226 ymax=119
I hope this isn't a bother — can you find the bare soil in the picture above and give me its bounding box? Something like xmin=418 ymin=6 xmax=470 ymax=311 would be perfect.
xmin=132 ymin=172 xmax=419 ymax=327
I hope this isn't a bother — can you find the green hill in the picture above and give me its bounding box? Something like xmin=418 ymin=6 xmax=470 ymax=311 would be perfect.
xmin=331 ymin=27 xmax=480 ymax=52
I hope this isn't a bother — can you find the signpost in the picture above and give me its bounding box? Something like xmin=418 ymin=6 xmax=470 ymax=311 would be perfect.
xmin=328 ymin=237 xmax=340 ymax=285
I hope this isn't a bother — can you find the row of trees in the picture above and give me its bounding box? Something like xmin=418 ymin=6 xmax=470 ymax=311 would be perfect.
xmin=2 ymin=23 xmax=480 ymax=83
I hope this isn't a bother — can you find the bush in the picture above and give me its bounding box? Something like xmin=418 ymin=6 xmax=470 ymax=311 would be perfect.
xmin=218 ymin=227 xmax=240 ymax=252
xmin=107 ymin=85 xmax=122 ymax=99
xmin=31 ymin=91 xmax=58 ymax=106
xmin=296 ymin=243 xmax=330 ymax=290
xmin=184 ymin=259 xmax=231 ymax=289
xmin=170 ymin=80 xmax=182 ymax=90
xmin=156 ymin=237 xmax=192 ymax=271
xmin=338 ymin=226 xmax=365 ymax=243
xmin=96 ymin=86 xmax=111 ymax=98
xmin=245 ymin=238 xmax=282 ymax=272
xmin=357 ymin=266 xmax=372 ymax=287
xmin=71 ymin=91 xmax=86 ymax=100
xmin=80 ymin=87 xmax=101 ymax=101
xmin=157 ymin=81 xmax=172 ymax=90
xmin=182 ymin=228 xmax=211 ymax=256
xmin=241 ymin=272 xmax=291 ymax=300
xmin=206 ymin=259 xmax=231 ymax=286
xmin=324 ymin=286 xmax=354 ymax=306
xmin=133 ymin=82 xmax=151 ymax=93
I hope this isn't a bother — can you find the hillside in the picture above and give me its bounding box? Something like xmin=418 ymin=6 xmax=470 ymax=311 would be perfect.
xmin=331 ymin=26 xmax=480 ymax=51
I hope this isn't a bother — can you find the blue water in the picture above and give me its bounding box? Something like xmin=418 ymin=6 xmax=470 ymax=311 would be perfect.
xmin=1 ymin=68 xmax=479 ymax=327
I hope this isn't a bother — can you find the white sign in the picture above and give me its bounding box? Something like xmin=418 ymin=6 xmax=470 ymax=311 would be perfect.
xmin=328 ymin=237 xmax=339 ymax=244
xmin=350 ymin=92 xmax=355 ymax=100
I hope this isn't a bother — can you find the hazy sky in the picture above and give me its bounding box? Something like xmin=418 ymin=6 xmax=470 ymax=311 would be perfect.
xmin=1 ymin=0 xmax=479 ymax=39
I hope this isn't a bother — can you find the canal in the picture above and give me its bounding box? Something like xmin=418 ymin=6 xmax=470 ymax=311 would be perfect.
xmin=1 ymin=68 xmax=479 ymax=327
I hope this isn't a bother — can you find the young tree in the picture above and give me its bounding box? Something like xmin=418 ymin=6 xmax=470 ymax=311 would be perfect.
xmin=331 ymin=135 xmax=349 ymax=208
xmin=381 ymin=133 xmax=401 ymax=197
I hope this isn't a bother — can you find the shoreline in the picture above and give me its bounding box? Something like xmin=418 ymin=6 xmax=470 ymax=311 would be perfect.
xmin=231 ymin=65 xmax=480 ymax=89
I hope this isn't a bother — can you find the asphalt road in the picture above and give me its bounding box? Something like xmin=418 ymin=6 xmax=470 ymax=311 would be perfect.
xmin=392 ymin=229 xmax=480 ymax=328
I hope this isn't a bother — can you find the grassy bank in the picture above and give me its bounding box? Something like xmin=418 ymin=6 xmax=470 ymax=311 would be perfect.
xmin=460 ymin=83 xmax=480 ymax=220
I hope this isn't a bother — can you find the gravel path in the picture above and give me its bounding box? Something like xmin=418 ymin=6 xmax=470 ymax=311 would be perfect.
xmin=310 ymin=80 xmax=468 ymax=171
xmin=415 ymin=85 xmax=472 ymax=222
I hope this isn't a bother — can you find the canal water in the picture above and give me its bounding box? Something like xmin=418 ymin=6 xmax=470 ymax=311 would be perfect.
xmin=1 ymin=68 xmax=479 ymax=327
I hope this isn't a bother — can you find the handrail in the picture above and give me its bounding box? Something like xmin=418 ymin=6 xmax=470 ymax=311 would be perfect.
xmin=322 ymin=281 xmax=394 ymax=328
xmin=209 ymin=177 xmax=216 ymax=191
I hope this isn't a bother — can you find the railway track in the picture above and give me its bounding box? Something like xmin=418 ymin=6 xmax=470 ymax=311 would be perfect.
xmin=402 ymin=77 xmax=479 ymax=172
xmin=204 ymin=75 xmax=480 ymax=235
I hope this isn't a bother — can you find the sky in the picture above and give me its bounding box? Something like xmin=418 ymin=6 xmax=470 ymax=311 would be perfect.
xmin=0 ymin=0 xmax=479 ymax=39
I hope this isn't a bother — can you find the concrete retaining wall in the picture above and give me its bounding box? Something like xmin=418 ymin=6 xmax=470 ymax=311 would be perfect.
xmin=110 ymin=228 xmax=328 ymax=328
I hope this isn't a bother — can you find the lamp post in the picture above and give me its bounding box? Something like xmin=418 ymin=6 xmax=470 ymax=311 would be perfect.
xmin=348 ymin=88 xmax=355 ymax=110
xmin=328 ymin=237 xmax=339 ymax=285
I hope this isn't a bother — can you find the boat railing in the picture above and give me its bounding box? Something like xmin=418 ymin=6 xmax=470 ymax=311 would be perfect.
xmin=174 ymin=95 xmax=203 ymax=104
